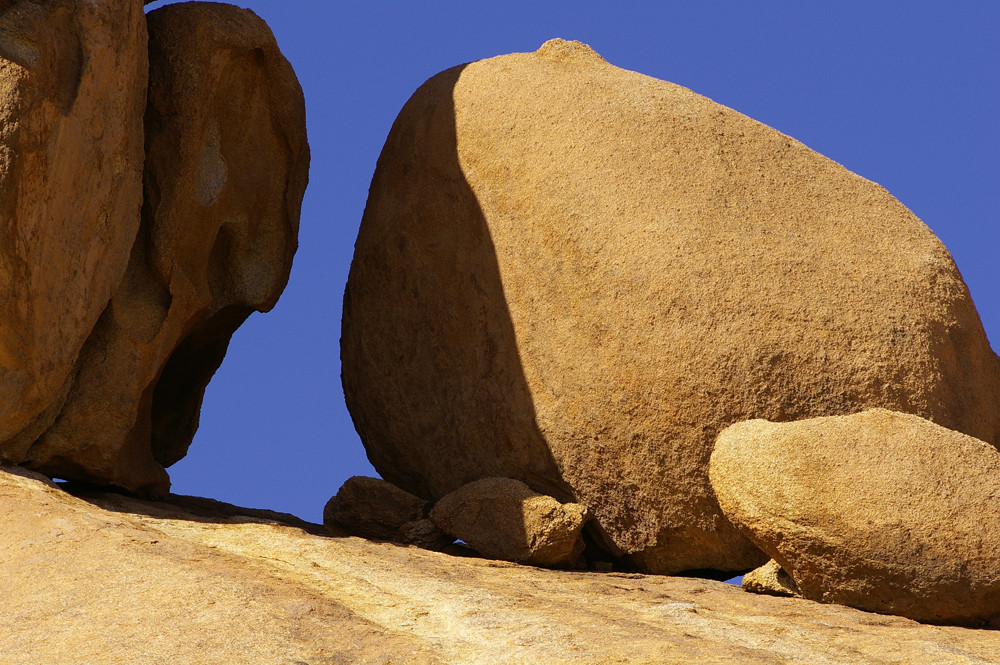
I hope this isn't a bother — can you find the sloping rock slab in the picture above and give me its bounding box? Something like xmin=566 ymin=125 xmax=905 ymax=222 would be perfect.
xmin=2 ymin=467 xmax=999 ymax=664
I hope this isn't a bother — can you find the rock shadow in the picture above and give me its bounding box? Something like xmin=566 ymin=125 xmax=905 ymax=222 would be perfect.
xmin=59 ymin=480 xmax=327 ymax=535
xmin=342 ymin=64 xmax=623 ymax=561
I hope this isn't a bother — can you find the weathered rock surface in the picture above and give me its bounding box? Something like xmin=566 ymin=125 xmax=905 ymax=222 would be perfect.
xmin=3 ymin=466 xmax=1000 ymax=664
xmin=743 ymin=559 xmax=800 ymax=598
xmin=0 ymin=0 xmax=146 ymax=450
xmin=399 ymin=517 xmax=454 ymax=550
xmin=430 ymin=477 xmax=588 ymax=567
xmin=19 ymin=2 xmax=309 ymax=495
xmin=711 ymin=409 xmax=1000 ymax=626
xmin=341 ymin=39 xmax=1000 ymax=574
xmin=325 ymin=475 xmax=430 ymax=540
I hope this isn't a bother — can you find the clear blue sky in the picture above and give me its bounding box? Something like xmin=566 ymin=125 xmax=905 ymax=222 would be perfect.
xmin=146 ymin=1 xmax=999 ymax=524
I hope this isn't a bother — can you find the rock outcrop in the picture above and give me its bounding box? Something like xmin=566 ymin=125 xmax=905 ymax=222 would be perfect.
xmin=325 ymin=475 xmax=431 ymax=541
xmin=14 ymin=2 xmax=309 ymax=495
xmin=0 ymin=0 xmax=147 ymax=451
xmin=341 ymin=38 xmax=1000 ymax=574
xmin=429 ymin=477 xmax=588 ymax=567
xmin=3 ymin=466 xmax=1000 ymax=664
xmin=711 ymin=409 xmax=1000 ymax=626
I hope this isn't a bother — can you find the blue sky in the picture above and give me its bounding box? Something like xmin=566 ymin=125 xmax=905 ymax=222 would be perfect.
xmin=145 ymin=1 xmax=999 ymax=524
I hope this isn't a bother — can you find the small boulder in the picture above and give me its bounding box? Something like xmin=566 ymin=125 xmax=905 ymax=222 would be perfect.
xmin=429 ymin=478 xmax=588 ymax=567
xmin=710 ymin=409 xmax=1000 ymax=626
xmin=325 ymin=476 xmax=429 ymax=542
xmin=742 ymin=559 xmax=800 ymax=598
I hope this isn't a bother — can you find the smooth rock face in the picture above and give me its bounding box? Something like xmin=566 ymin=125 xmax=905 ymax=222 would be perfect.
xmin=341 ymin=38 xmax=1000 ymax=573
xmin=0 ymin=0 xmax=146 ymax=451
xmin=3 ymin=467 xmax=1000 ymax=664
xmin=430 ymin=477 xmax=588 ymax=567
xmin=711 ymin=409 xmax=1000 ymax=626
xmin=325 ymin=475 xmax=430 ymax=541
xmin=19 ymin=2 xmax=309 ymax=495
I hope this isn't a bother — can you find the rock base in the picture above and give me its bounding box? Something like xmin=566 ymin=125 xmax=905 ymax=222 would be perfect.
xmin=3 ymin=467 xmax=999 ymax=664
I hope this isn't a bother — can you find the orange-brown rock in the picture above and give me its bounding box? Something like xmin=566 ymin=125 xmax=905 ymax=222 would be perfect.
xmin=429 ymin=477 xmax=588 ymax=567
xmin=341 ymin=39 xmax=1000 ymax=573
xmin=19 ymin=2 xmax=309 ymax=495
xmin=324 ymin=475 xmax=430 ymax=541
xmin=711 ymin=410 xmax=1000 ymax=626
xmin=0 ymin=0 xmax=146 ymax=452
xmin=3 ymin=466 xmax=1000 ymax=664
xmin=398 ymin=517 xmax=454 ymax=550
xmin=742 ymin=559 xmax=800 ymax=598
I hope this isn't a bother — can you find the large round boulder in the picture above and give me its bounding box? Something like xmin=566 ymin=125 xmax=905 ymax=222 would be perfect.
xmin=341 ymin=39 xmax=1000 ymax=573
xmin=711 ymin=410 xmax=1000 ymax=626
